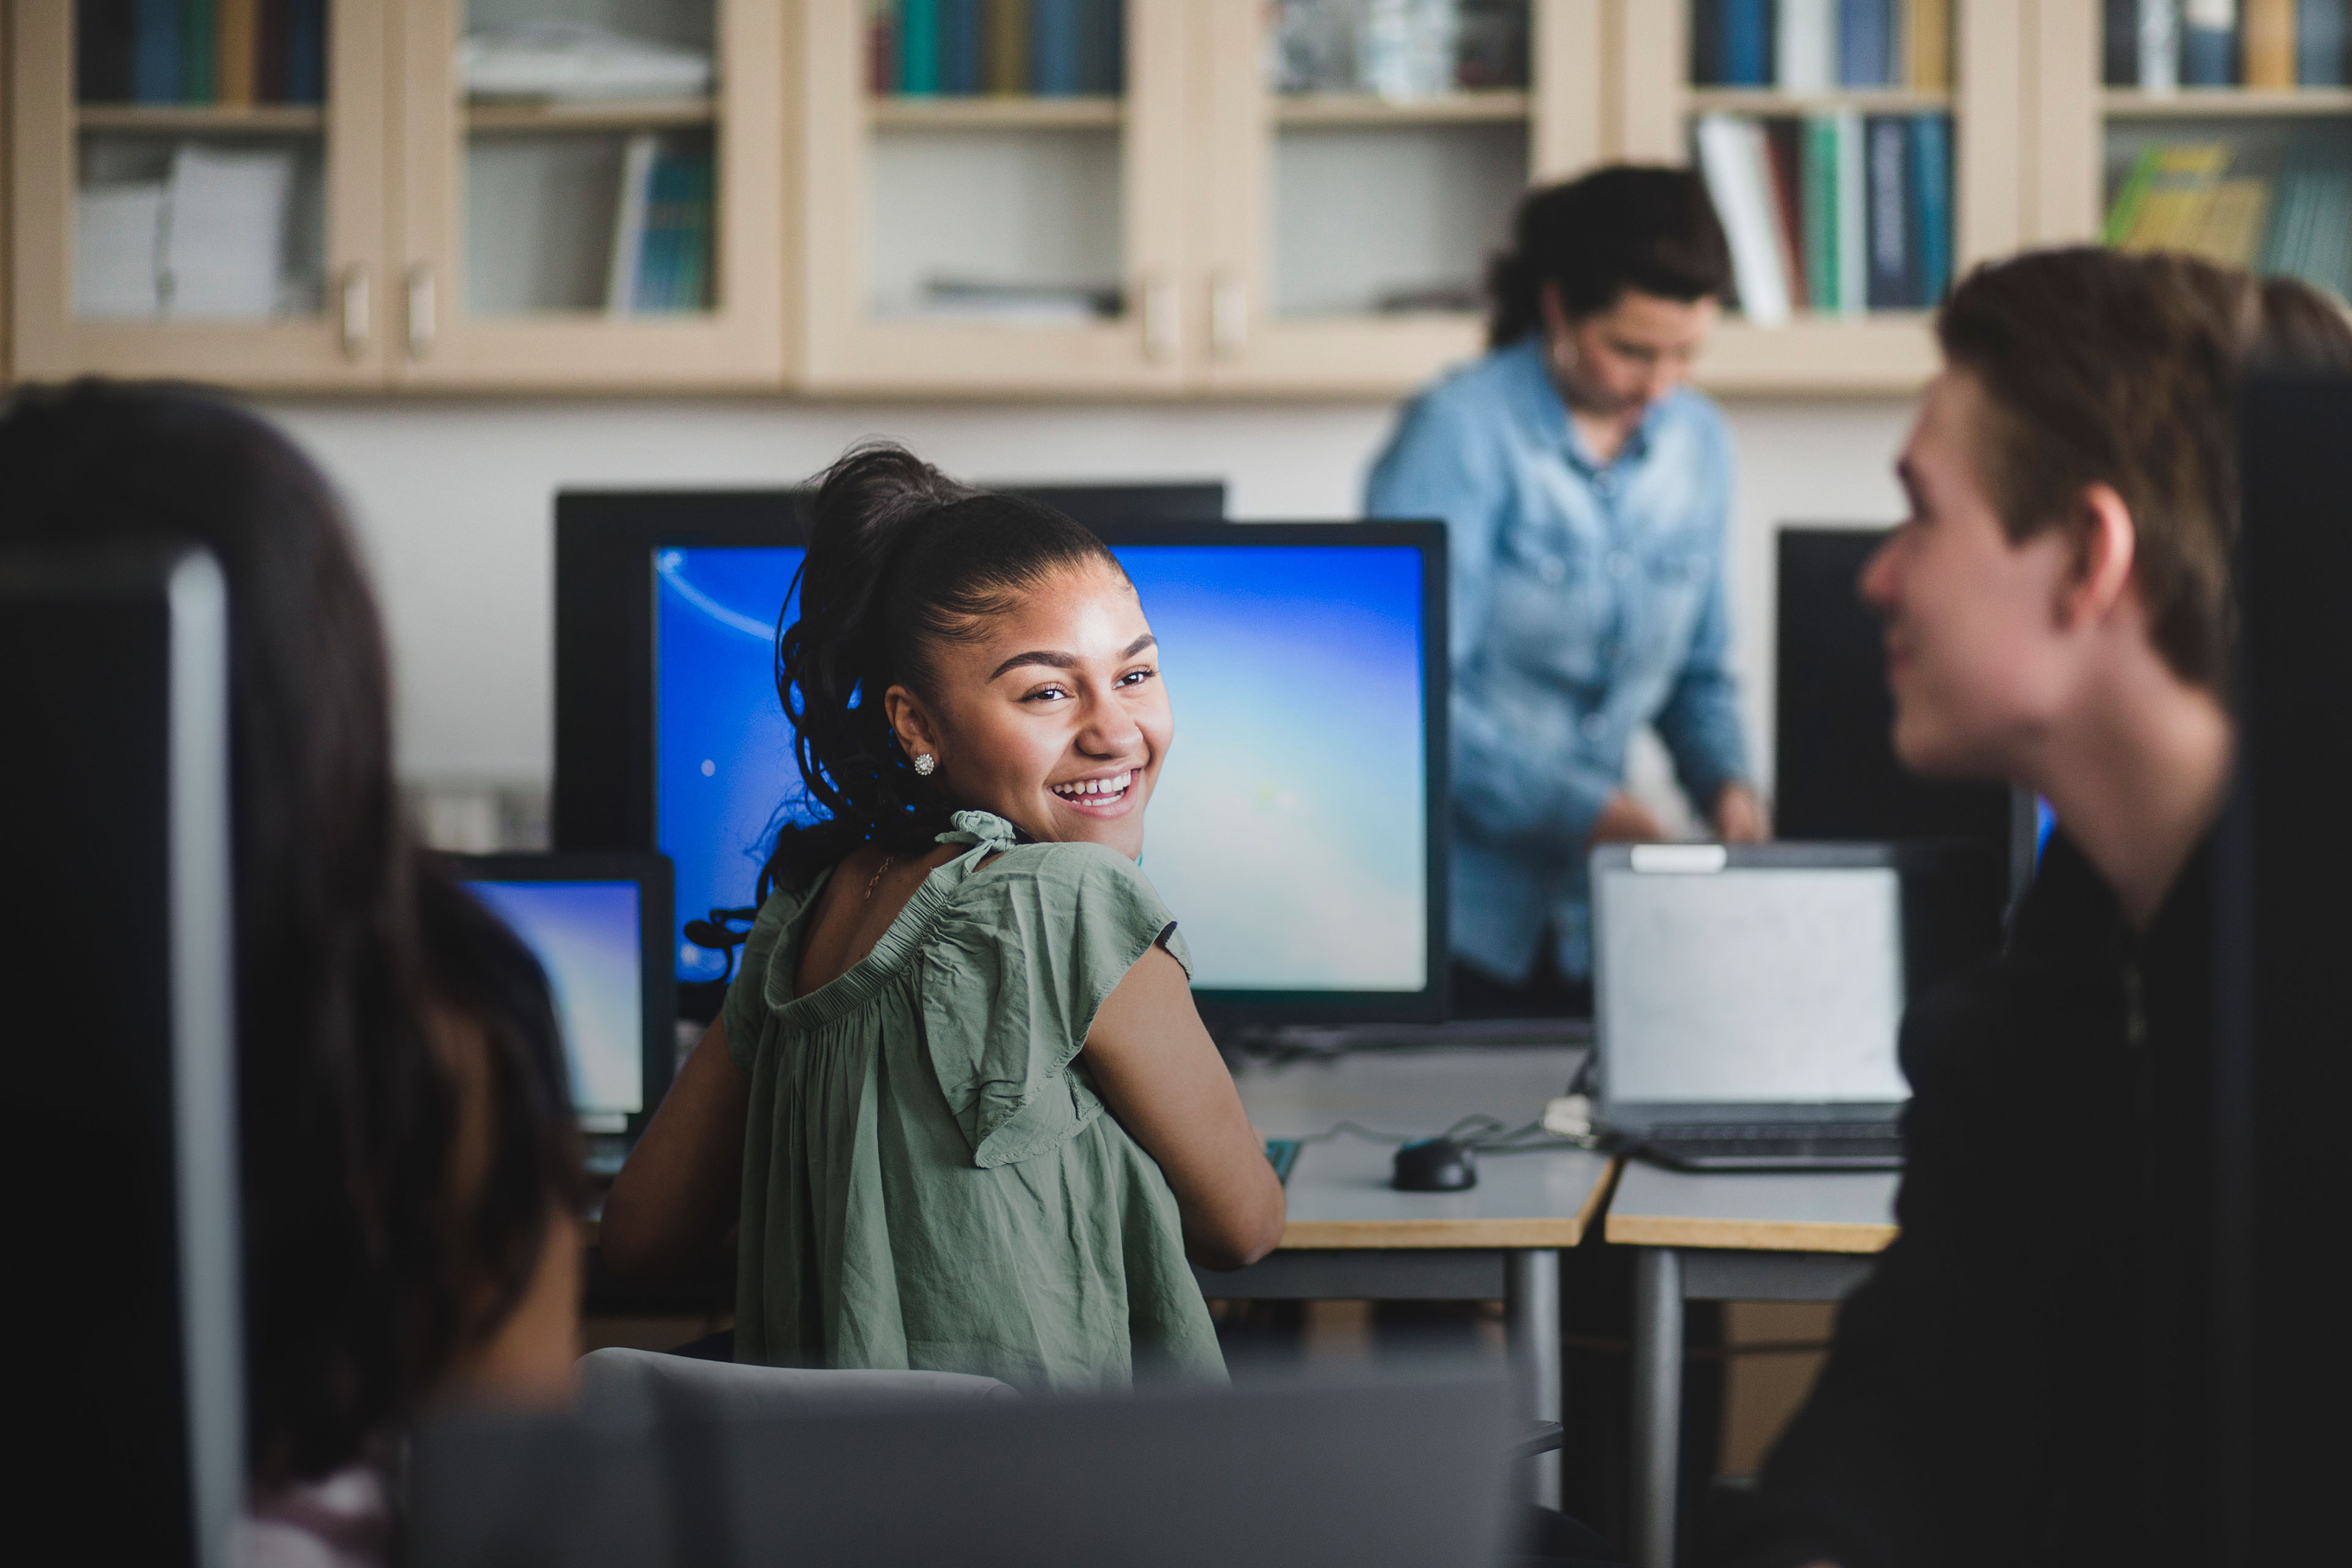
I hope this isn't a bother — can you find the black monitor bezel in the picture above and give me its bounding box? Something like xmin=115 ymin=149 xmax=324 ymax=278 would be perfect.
xmin=442 ymin=850 xmax=678 ymax=1133
xmin=552 ymin=497 xmax=1448 ymax=1027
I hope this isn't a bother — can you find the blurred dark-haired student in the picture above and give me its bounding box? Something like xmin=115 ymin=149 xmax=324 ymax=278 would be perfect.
xmin=1366 ymin=164 xmax=1766 ymax=1020
xmin=0 ymin=382 xmax=587 ymax=1568
xmin=1710 ymin=254 xmax=2352 ymax=1568
xmin=601 ymin=445 xmax=1283 ymax=1390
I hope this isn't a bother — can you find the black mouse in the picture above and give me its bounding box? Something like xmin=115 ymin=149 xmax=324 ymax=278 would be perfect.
xmin=1392 ymin=1136 xmax=1477 ymax=1192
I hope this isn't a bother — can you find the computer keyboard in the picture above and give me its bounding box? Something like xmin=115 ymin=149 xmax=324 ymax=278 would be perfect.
xmin=1635 ymin=1122 xmax=1904 ymax=1171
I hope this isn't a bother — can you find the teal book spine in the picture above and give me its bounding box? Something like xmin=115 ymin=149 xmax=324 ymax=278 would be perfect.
xmin=183 ymin=0 xmax=216 ymax=100
xmin=1911 ymin=113 xmax=1952 ymax=306
xmin=900 ymin=0 xmax=941 ymax=94
xmin=1803 ymin=115 xmax=1840 ymax=313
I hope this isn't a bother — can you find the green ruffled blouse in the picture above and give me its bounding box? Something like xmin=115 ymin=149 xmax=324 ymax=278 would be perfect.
xmin=720 ymin=810 xmax=1227 ymax=1392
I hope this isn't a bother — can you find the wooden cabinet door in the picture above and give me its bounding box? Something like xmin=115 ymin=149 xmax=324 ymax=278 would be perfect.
xmin=390 ymin=0 xmax=784 ymax=389
xmin=1193 ymin=0 xmax=1601 ymax=397
xmin=9 ymin=0 xmax=393 ymax=388
xmin=792 ymin=0 xmax=1190 ymax=396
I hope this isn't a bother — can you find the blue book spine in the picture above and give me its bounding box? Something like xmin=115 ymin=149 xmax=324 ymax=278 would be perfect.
xmin=1840 ymin=0 xmax=1894 ymax=86
xmin=134 ymin=0 xmax=180 ymax=102
xmin=1031 ymin=0 xmax=1077 ymax=94
xmin=940 ymin=0 xmax=981 ymax=94
xmin=2183 ymin=13 xmax=2237 ymax=83
xmin=1864 ymin=115 xmax=1910 ymax=309
xmin=285 ymin=0 xmax=323 ymax=103
xmin=1911 ymin=113 xmax=1952 ymax=307
xmin=900 ymin=0 xmax=940 ymax=94
xmin=2301 ymin=0 xmax=2350 ymax=84
xmin=1722 ymin=0 xmax=1770 ymax=85
xmin=1092 ymin=0 xmax=1124 ymax=94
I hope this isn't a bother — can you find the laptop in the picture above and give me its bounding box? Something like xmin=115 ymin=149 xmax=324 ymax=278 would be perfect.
xmin=445 ymin=851 xmax=675 ymax=1174
xmin=1590 ymin=841 xmax=2000 ymax=1171
xmin=407 ymin=1365 xmax=1512 ymax=1568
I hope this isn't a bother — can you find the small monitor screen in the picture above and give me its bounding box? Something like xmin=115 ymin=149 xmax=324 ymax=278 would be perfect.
xmin=461 ymin=880 xmax=646 ymax=1125
xmin=654 ymin=543 xmax=1428 ymax=992
xmin=1596 ymin=865 xmax=1908 ymax=1104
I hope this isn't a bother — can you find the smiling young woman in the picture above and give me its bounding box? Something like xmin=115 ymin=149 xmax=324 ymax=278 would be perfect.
xmin=600 ymin=443 xmax=1282 ymax=1391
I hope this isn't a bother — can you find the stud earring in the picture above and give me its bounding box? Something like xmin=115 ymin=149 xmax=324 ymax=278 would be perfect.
xmin=913 ymin=752 xmax=937 ymax=777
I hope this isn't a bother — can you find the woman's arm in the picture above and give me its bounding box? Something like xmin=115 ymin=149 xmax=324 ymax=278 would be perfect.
xmin=1082 ymin=945 xmax=1284 ymax=1271
xmin=599 ymin=1019 xmax=749 ymax=1280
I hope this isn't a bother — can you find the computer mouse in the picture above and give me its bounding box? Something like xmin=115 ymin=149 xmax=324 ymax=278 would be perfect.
xmin=1392 ymin=1137 xmax=1477 ymax=1192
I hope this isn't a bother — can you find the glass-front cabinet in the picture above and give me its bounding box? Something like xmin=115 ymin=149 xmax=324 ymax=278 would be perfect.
xmin=1197 ymin=0 xmax=1600 ymax=393
xmin=11 ymin=0 xmax=390 ymax=385
xmin=793 ymin=0 xmax=1189 ymax=393
xmin=393 ymin=0 xmax=783 ymax=386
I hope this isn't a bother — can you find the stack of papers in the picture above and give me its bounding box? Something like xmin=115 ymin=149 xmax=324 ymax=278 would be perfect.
xmin=459 ymin=21 xmax=714 ymax=101
xmin=74 ymin=143 xmax=298 ymax=320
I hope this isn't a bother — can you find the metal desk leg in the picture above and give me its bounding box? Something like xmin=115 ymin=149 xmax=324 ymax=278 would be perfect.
xmin=1505 ymin=1248 xmax=1563 ymax=1510
xmin=1632 ymin=1248 xmax=1685 ymax=1568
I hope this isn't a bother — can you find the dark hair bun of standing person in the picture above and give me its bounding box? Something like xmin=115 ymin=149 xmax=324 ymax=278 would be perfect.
xmin=1485 ymin=165 xmax=1733 ymax=348
xmin=764 ymin=443 xmax=1124 ymax=895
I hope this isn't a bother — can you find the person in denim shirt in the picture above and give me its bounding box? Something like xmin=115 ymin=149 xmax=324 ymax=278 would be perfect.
xmin=1368 ymin=167 xmax=1766 ymax=1014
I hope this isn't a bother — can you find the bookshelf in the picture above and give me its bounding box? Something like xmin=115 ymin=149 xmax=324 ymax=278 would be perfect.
xmin=1196 ymin=0 xmax=1599 ymax=394
xmin=11 ymin=0 xmax=390 ymax=386
xmin=14 ymin=0 xmax=2335 ymax=398
xmin=1619 ymin=0 xmax=2026 ymax=396
xmin=391 ymin=0 xmax=783 ymax=388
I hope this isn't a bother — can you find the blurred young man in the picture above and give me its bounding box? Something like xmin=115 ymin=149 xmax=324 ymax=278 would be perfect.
xmin=1713 ymin=251 xmax=2352 ymax=1568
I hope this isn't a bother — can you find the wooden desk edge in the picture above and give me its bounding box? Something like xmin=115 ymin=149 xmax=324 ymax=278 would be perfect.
xmin=1602 ymin=1213 xmax=1897 ymax=1254
xmin=1276 ymin=1163 xmax=1615 ymax=1251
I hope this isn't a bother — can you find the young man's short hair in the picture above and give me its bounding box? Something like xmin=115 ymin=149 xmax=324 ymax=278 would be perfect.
xmin=1937 ymin=248 xmax=2352 ymax=686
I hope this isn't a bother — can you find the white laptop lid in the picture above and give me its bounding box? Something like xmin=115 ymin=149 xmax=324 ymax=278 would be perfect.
xmin=1592 ymin=844 xmax=1909 ymax=1115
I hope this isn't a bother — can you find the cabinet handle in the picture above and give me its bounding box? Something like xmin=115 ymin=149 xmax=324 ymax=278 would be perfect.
xmin=405 ymin=265 xmax=436 ymax=360
xmin=1142 ymin=273 xmax=1179 ymax=363
xmin=1210 ymin=271 xmax=1248 ymax=359
xmin=338 ymin=265 xmax=369 ymax=357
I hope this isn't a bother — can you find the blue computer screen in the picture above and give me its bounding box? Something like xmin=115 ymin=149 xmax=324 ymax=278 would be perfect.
xmin=461 ymin=880 xmax=645 ymax=1121
xmin=654 ymin=543 xmax=1428 ymax=992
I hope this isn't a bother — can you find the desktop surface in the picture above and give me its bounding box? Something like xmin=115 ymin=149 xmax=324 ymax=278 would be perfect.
xmin=652 ymin=533 xmax=1440 ymax=1010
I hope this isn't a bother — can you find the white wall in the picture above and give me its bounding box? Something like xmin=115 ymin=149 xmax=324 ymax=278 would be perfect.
xmin=262 ymin=393 xmax=1916 ymax=808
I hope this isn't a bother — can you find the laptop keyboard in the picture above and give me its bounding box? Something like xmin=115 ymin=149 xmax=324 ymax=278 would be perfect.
xmin=1636 ymin=1121 xmax=1905 ymax=1170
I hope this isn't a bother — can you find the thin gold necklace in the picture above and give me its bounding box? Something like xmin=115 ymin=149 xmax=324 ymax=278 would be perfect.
xmin=862 ymin=853 xmax=896 ymax=902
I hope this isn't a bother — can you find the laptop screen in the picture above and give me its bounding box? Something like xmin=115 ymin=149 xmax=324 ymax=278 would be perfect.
xmin=1594 ymin=859 xmax=1908 ymax=1105
xmin=461 ymin=879 xmax=647 ymax=1129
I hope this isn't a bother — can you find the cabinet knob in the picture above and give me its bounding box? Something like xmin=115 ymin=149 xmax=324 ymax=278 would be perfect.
xmin=405 ymin=266 xmax=436 ymax=360
xmin=1210 ymin=271 xmax=1248 ymax=359
xmin=339 ymin=265 xmax=369 ymax=358
xmin=1142 ymin=273 xmax=1179 ymax=363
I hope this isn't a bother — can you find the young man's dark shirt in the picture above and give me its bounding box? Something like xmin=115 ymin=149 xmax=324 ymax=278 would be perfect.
xmin=1714 ymin=831 xmax=2217 ymax=1568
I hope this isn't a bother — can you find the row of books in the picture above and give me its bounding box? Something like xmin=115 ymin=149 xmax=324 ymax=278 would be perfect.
xmin=606 ymin=138 xmax=714 ymax=315
xmin=77 ymin=0 xmax=326 ymax=107
xmin=1691 ymin=0 xmax=1951 ymax=91
xmin=1270 ymin=0 xmax=1529 ymax=98
xmin=867 ymin=0 xmax=1126 ymax=98
xmin=1694 ymin=110 xmax=1953 ymax=323
xmin=2103 ymin=138 xmax=2352 ymax=300
xmin=2103 ymin=0 xmax=2350 ymax=89
xmin=77 ymin=143 xmax=311 ymax=319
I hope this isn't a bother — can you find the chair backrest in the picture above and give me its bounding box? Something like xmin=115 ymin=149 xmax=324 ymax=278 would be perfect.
xmin=576 ymin=1346 xmax=1017 ymax=1417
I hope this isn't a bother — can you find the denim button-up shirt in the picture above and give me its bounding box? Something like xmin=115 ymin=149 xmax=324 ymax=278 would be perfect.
xmin=1365 ymin=336 xmax=1750 ymax=982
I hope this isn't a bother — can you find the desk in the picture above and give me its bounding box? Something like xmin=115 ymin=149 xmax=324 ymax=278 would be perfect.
xmin=1604 ymin=1163 xmax=1899 ymax=1568
xmin=1200 ymin=1046 xmax=1613 ymax=1509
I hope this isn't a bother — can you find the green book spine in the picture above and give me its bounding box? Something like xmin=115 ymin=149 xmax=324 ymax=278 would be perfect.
xmin=900 ymin=0 xmax=941 ymax=94
xmin=2102 ymin=147 xmax=2163 ymax=245
xmin=184 ymin=0 xmax=217 ymax=100
xmin=1804 ymin=114 xmax=1840 ymax=312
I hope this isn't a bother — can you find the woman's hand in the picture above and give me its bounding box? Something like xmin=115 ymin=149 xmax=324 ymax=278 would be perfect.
xmin=1084 ymin=944 xmax=1286 ymax=1270
xmin=1714 ymin=782 xmax=1771 ymax=843
xmin=1589 ymin=790 xmax=1670 ymax=845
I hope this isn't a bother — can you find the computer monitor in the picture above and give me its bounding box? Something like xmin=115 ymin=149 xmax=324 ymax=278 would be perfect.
xmin=3 ymin=545 xmax=244 ymax=1567
xmin=555 ymin=494 xmax=1447 ymax=1027
xmin=1775 ymin=527 xmax=2015 ymax=850
xmin=443 ymin=851 xmax=676 ymax=1136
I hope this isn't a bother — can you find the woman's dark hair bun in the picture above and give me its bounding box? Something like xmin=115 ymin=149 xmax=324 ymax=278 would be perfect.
xmin=763 ymin=442 xmax=1121 ymax=895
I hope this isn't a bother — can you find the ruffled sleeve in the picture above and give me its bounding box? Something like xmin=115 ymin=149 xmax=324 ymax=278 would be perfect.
xmin=917 ymin=837 xmax=1188 ymax=1169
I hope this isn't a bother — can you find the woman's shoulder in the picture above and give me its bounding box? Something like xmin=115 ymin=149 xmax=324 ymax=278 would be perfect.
xmin=951 ymin=839 xmax=1169 ymax=926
